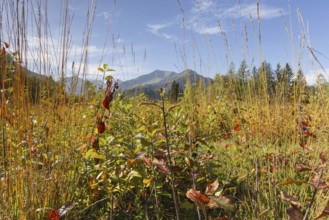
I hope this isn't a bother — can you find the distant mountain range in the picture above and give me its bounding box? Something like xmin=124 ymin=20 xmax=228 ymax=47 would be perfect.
xmin=27 ymin=69 xmax=213 ymax=98
xmin=119 ymin=69 xmax=212 ymax=98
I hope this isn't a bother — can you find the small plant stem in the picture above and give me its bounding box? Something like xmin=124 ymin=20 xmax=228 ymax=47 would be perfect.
xmin=189 ymin=134 xmax=202 ymax=220
xmin=110 ymin=195 xmax=114 ymax=220
xmin=161 ymin=95 xmax=180 ymax=220
xmin=150 ymin=142 xmax=161 ymax=220
xmin=255 ymin=158 xmax=259 ymax=218
xmin=303 ymin=169 xmax=324 ymax=220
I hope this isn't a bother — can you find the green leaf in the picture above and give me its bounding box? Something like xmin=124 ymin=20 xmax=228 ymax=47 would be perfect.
xmin=140 ymin=138 xmax=152 ymax=147
xmin=7 ymin=87 xmax=14 ymax=93
xmin=98 ymin=67 xmax=104 ymax=72
xmin=105 ymin=75 xmax=113 ymax=81
xmin=103 ymin=64 xmax=109 ymax=70
xmin=85 ymin=149 xmax=105 ymax=160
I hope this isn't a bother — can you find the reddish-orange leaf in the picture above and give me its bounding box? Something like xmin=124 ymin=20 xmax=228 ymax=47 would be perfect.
xmin=186 ymin=188 xmax=210 ymax=204
xmin=315 ymin=200 xmax=329 ymax=219
xmin=222 ymin=133 xmax=229 ymax=139
xmin=186 ymin=188 xmax=208 ymax=217
xmin=205 ymin=179 xmax=219 ymax=195
xmin=126 ymin=203 xmax=133 ymax=213
xmin=233 ymin=124 xmax=241 ymax=131
xmin=47 ymin=209 xmax=60 ymax=220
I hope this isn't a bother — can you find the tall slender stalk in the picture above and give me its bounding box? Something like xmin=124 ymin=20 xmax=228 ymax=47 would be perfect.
xmin=160 ymin=89 xmax=180 ymax=220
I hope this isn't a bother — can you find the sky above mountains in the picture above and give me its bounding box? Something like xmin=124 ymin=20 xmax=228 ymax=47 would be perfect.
xmin=18 ymin=0 xmax=329 ymax=84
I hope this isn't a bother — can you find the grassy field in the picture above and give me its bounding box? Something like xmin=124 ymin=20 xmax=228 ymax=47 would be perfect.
xmin=1 ymin=0 xmax=329 ymax=219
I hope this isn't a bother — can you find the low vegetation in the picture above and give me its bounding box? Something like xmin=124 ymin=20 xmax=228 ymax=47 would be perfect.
xmin=1 ymin=0 xmax=329 ymax=219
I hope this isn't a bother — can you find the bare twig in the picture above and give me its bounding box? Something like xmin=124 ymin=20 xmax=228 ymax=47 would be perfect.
xmin=303 ymin=169 xmax=324 ymax=220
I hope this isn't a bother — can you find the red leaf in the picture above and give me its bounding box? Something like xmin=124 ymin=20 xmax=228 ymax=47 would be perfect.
xmin=233 ymin=124 xmax=241 ymax=131
xmin=102 ymin=96 xmax=111 ymax=110
xmin=222 ymin=133 xmax=229 ymax=139
xmin=47 ymin=209 xmax=60 ymax=220
xmin=205 ymin=179 xmax=219 ymax=195
xmin=98 ymin=122 xmax=106 ymax=134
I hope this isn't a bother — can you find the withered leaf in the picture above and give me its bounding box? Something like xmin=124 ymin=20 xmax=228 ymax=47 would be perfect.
xmin=207 ymin=195 xmax=234 ymax=212
xmin=280 ymin=191 xmax=302 ymax=207
xmin=278 ymin=178 xmax=306 ymax=187
xmin=186 ymin=188 xmax=210 ymax=204
xmin=153 ymin=159 xmax=170 ymax=175
xmin=286 ymin=205 xmax=304 ymax=220
xmin=295 ymin=163 xmax=312 ymax=173
xmin=58 ymin=203 xmax=75 ymax=217
xmin=186 ymin=188 xmax=209 ymax=217
xmin=312 ymin=177 xmax=329 ymax=190
xmin=205 ymin=179 xmax=219 ymax=196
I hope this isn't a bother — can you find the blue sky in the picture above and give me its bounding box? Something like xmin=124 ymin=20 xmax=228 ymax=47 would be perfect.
xmin=19 ymin=0 xmax=329 ymax=84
